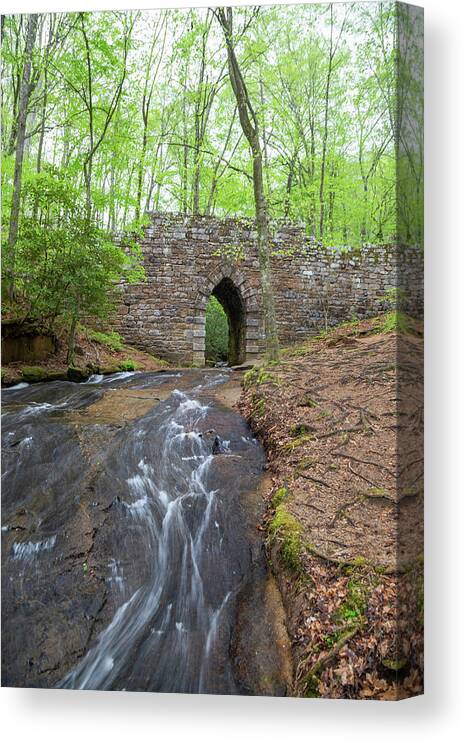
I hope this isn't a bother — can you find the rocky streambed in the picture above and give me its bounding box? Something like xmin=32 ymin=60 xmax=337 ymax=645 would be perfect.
xmin=1 ymin=369 xmax=291 ymax=694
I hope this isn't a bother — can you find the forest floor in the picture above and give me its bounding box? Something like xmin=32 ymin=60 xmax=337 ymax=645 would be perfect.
xmin=1 ymin=324 xmax=169 ymax=386
xmin=238 ymin=314 xmax=424 ymax=700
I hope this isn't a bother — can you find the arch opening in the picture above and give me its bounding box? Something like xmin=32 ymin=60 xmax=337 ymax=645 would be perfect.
xmin=205 ymin=277 xmax=246 ymax=366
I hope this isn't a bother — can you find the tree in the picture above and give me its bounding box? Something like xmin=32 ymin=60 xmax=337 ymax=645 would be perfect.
xmin=5 ymin=13 xmax=39 ymax=299
xmin=14 ymin=169 xmax=144 ymax=363
xmin=216 ymin=6 xmax=279 ymax=360
xmin=1 ymin=3 xmax=415 ymax=280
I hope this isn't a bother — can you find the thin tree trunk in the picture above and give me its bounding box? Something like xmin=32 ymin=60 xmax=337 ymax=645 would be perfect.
xmin=67 ymin=314 xmax=78 ymax=366
xmin=135 ymin=15 xmax=167 ymax=221
xmin=318 ymin=5 xmax=334 ymax=243
xmin=192 ymin=20 xmax=208 ymax=214
xmin=6 ymin=13 xmax=38 ymax=300
xmin=217 ymin=7 xmax=279 ymax=360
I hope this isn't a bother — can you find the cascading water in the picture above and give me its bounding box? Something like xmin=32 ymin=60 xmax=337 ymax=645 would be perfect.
xmin=1 ymin=370 xmax=288 ymax=694
xmin=60 ymin=390 xmax=239 ymax=692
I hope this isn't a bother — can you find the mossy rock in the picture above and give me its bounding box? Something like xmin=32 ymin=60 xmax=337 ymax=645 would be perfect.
xmin=67 ymin=366 xmax=90 ymax=383
xmin=99 ymin=364 xmax=121 ymax=375
xmin=44 ymin=369 xmax=67 ymax=381
xmin=21 ymin=366 xmax=48 ymax=383
xmin=268 ymin=503 xmax=303 ymax=572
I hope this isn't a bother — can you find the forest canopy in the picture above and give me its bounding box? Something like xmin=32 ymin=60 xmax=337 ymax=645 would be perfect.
xmin=1 ymin=2 xmax=423 ymax=252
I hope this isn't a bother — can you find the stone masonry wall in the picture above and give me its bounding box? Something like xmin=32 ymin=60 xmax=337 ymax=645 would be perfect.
xmin=111 ymin=213 xmax=423 ymax=365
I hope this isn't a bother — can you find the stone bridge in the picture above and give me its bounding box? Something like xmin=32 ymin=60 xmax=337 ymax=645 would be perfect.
xmin=112 ymin=213 xmax=422 ymax=365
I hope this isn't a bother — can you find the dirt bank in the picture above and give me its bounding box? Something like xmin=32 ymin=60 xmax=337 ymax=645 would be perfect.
xmin=238 ymin=315 xmax=424 ymax=700
xmin=1 ymin=324 xmax=169 ymax=387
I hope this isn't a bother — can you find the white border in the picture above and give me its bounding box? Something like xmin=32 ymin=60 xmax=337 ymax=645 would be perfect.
xmin=1 ymin=1 xmax=464 ymax=740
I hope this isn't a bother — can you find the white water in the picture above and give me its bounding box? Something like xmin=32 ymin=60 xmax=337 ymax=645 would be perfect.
xmin=60 ymin=389 xmax=235 ymax=692
xmin=13 ymin=535 xmax=57 ymax=560
xmin=6 ymin=382 xmax=30 ymax=390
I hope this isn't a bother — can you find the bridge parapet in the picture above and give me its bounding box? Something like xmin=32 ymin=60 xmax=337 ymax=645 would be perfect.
xmin=111 ymin=213 xmax=423 ymax=365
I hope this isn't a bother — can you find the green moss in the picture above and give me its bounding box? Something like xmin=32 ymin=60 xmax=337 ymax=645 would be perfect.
xmin=147 ymin=354 xmax=168 ymax=367
xmin=99 ymin=363 xmax=121 ymax=375
xmin=45 ymin=369 xmax=67 ymax=381
xmin=67 ymin=366 xmax=89 ymax=382
xmin=268 ymin=503 xmax=303 ymax=572
xmin=244 ymin=365 xmax=278 ymax=390
xmin=271 ymin=486 xmax=288 ymax=508
xmin=289 ymin=422 xmax=313 ymax=437
xmin=337 ymin=577 xmax=367 ymax=624
xmin=244 ymin=365 xmax=268 ymax=388
xmin=21 ymin=366 xmax=48 ymax=382
xmin=382 ymin=657 xmax=408 ymax=671
xmin=119 ymin=359 xmax=137 ymax=371
xmin=367 ymin=487 xmax=389 ymax=497
xmin=304 ymin=674 xmax=320 ymax=698
xmin=302 ymin=397 xmax=318 ymax=408
xmin=88 ymin=329 xmax=124 ymax=352
xmin=382 ymin=311 xmax=414 ymax=334
xmin=283 ymin=434 xmax=314 ymax=452
xmin=285 ymin=343 xmax=312 ymax=358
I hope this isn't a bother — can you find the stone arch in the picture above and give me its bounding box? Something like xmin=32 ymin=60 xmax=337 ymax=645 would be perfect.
xmin=192 ymin=265 xmax=261 ymax=366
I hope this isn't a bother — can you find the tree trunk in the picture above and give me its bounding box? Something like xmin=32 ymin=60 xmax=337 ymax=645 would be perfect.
xmin=6 ymin=13 xmax=38 ymax=300
xmin=135 ymin=127 xmax=148 ymax=222
xmin=217 ymin=7 xmax=279 ymax=361
xmin=67 ymin=314 xmax=78 ymax=366
xmin=318 ymin=5 xmax=334 ymax=244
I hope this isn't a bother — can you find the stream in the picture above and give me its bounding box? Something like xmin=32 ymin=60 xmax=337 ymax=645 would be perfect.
xmin=1 ymin=370 xmax=291 ymax=694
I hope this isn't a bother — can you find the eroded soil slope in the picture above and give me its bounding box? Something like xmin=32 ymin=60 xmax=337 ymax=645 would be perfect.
xmin=239 ymin=315 xmax=423 ymax=700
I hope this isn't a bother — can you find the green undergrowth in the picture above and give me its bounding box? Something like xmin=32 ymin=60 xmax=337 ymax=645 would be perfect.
xmin=271 ymin=486 xmax=288 ymax=508
xmin=380 ymin=310 xmax=414 ymax=334
xmin=303 ymin=565 xmax=373 ymax=697
xmin=251 ymin=394 xmax=266 ymax=417
xmin=289 ymin=423 xmax=313 ymax=437
xmin=88 ymin=329 xmax=124 ymax=352
xmin=119 ymin=359 xmax=138 ymax=371
xmin=243 ymin=365 xmax=278 ymax=390
xmin=283 ymin=433 xmax=314 ymax=452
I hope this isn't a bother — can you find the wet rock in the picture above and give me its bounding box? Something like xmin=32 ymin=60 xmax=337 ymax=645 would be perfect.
xmin=67 ymin=366 xmax=90 ymax=382
xmin=212 ymin=435 xmax=227 ymax=455
xmin=21 ymin=366 xmax=48 ymax=383
xmin=1 ymin=370 xmax=290 ymax=694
